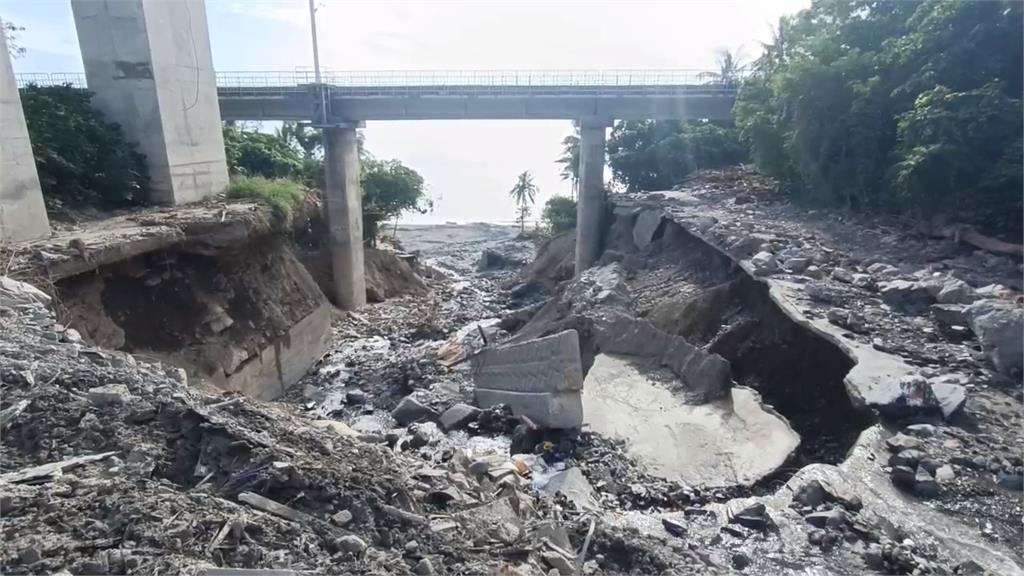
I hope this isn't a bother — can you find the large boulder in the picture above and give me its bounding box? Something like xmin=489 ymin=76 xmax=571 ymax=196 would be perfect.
xmin=966 ymin=300 xmax=1024 ymax=376
xmin=878 ymin=280 xmax=935 ymax=313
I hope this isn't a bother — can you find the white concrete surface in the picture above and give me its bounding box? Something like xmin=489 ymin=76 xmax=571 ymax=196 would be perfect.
xmin=0 ymin=19 xmax=50 ymax=243
xmin=324 ymin=126 xmax=366 ymax=310
xmin=575 ymin=121 xmax=606 ymax=274
xmin=71 ymin=0 xmax=228 ymax=205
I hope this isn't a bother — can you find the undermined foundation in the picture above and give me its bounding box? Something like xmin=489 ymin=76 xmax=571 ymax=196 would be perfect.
xmin=12 ymin=204 xmax=333 ymax=400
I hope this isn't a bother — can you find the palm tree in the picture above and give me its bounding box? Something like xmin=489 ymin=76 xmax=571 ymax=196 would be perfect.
xmin=509 ymin=170 xmax=538 ymax=232
xmin=556 ymin=128 xmax=580 ymax=200
xmin=699 ymin=47 xmax=748 ymax=86
xmin=753 ymin=18 xmax=787 ymax=76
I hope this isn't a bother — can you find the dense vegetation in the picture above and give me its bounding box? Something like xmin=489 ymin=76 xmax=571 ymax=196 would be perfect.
xmin=736 ymin=0 xmax=1022 ymax=236
xmin=541 ymin=196 xmax=577 ymax=233
xmin=20 ymin=85 xmax=148 ymax=212
xmin=606 ymin=120 xmax=748 ymax=191
xmin=224 ymin=122 xmax=429 ymax=242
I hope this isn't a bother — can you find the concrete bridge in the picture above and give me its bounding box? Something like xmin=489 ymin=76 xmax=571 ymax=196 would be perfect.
xmin=1 ymin=0 xmax=738 ymax=310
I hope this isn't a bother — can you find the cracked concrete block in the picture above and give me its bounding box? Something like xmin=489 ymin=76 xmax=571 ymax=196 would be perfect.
xmin=633 ymin=209 xmax=665 ymax=250
xmin=474 ymin=388 xmax=583 ymax=429
xmin=470 ymin=330 xmax=583 ymax=393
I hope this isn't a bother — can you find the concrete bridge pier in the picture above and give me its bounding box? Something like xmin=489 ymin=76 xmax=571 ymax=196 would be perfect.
xmin=575 ymin=118 xmax=610 ymax=274
xmin=71 ymin=0 xmax=229 ymax=205
xmin=0 ymin=18 xmax=50 ymax=243
xmin=323 ymin=125 xmax=366 ymax=310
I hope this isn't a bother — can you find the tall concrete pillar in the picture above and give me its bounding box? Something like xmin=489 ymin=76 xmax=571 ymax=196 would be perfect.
xmin=71 ymin=0 xmax=228 ymax=205
xmin=574 ymin=120 xmax=608 ymax=274
xmin=323 ymin=126 xmax=366 ymax=310
xmin=0 ymin=19 xmax=50 ymax=243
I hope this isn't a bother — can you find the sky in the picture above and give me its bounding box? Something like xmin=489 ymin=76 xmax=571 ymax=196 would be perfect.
xmin=4 ymin=0 xmax=808 ymax=224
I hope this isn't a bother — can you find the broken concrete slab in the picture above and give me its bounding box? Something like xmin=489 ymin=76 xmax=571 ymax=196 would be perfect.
xmin=474 ymin=388 xmax=583 ymax=429
xmin=470 ymin=330 xmax=583 ymax=394
xmin=966 ymin=300 xmax=1023 ymax=376
xmin=632 ymin=209 xmax=665 ymax=250
xmin=582 ymin=354 xmax=799 ymax=487
xmin=536 ymin=467 xmax=598 ymax=511
xmin=439 ymin=403 xmax=481 ymax=431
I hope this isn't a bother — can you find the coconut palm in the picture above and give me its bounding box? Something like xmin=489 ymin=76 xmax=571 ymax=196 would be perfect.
xmin=509 ymin=170 xmax=538 ymax=232
xmin=556 ymin=128 xmax=580 ymax=200
xmin=699 ymin=47 xmax=748 ymax=86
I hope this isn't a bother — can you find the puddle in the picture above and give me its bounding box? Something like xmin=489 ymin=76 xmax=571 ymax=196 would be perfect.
xmin=582 ymin=353 xmax=800 ymax=487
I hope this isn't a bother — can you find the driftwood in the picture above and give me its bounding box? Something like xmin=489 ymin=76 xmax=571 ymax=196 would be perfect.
xmin=946 ymin=225 xmax=1024 ymax=258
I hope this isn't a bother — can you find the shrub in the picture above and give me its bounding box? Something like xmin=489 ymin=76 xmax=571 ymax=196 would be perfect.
xmin=226 ymin=176 xmax=305 ymax=221
xmin=541 ymin=196 xmax=577 ymax=233
xmin=20 ymin=84 xmax=148 ymax=212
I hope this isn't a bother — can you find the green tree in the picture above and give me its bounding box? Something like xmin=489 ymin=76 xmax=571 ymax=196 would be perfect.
xmin=20 ymin=85 xmax=148 ymax=212
xmin=607 ymin=120 xmax=747 ymax=191
xmin=541 ymin=195 xmax=577 ymax=233
xmin=556 ymin=128 xmax=580 ymax=200
xmin=509 ymin=170 xmax=538 ymax=232
xmin=735 ymin=0 xmax=1022 ymax=236
xmin=223 ymin=123 xmax=304 ymax=179
xmin=361 ymin=158 xmax=429 ymax=245
xmin=276 ymin=122 xmax=322 ymax=159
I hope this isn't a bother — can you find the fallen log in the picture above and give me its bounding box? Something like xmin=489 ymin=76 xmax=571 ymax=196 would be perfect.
xmin=947 ymin=226 xmax=1024 ymax=258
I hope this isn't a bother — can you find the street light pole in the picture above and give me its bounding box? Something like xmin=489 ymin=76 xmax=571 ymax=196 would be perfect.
xmin=308 ymin=0 xmax=321 ymax=85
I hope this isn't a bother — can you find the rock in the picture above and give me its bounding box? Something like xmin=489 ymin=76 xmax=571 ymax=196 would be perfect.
xmin=879 ymin=280 xmax=936 ymax=313
xmin=966 ymin=300 xmax=1023 ymax=376
xmin=826 ymin=308 xmax=847 ymax=327
xmin=891 ymin=465 xmax=916 ymax=488
xmin=831 ymin=267 xmax=854 ymax=283
xmin=310 ymin=420 xmax=359 ymax=437
xmin=391 ymin=396 xmax=438 ymax=426
xmin=904 ymin=423 xmax=937 ymax=438
xmin=784 ymin=257 xmax=810 ymax=273
xmin=805 ymin=508 xmax=847 ymax=529
xmin=804 ymin=265 xmax=823 ymax=278
xmin=478 ymin=249 xmax=508 ymax=271
xmin=974 ymin=283 xmax=1012 ymax=299
xmin=935 ymin=465 xmax=955 ymax=483
xmin=331 ymin=509 xmax=353 ymax=526
xmin=862 ymin=544 xmax=885 ymax=569
xmin=662 ymin=517 xmax=687 ymax=537
xmin=62 ymin=328 xmax=82 ymax=343
xmin=851 ymin=274 xmax=874 ymax=289
xmin=807 ymin=528 xmax=827 ymax=546
xmin=87 ymin=384 xmax=132 ymax=406
xmin=998 ymin=473 xmax=1023 ymax=491
xmin=929 ymin=381 xmax=967 ymax=421
xmin=936 ymin=279 xmax=974 ymax=304
xmin=889 ymin=449 xmax=927 ymax=468
xmin=336 ymin=534 xmax=367 ymax=554
xmin=805 ymin=281 xmax=844 ymax=305
xmin=633 ymin=209 xmax=665 ymax=250
xmin=750 ymin=251 xmax=779 ymax=276
xmin=467 ymin=459 xmax=490 ymax=477
xmin=345 ymin=389 xmax=369 ymax=405
xmin=727 ymin=235 xmax=769 ymax=258
xmin=413 ymin=558 xmax=435 ymax=575
xmin=794 ymin=480 xmax=826 ymax=508
xmin=730 ymin=502 xmax=770 ymax=531
xmin=542 ymin=551 xmax=575 ymax=575
xmin=0 ymin=277 xmax=52 ymax=307
xmin=731 ymin=551 xmax=751 ymax=570
xmin=931 ymin=303 xmax=969 ymax=329
xmin=915 ymin=466 xmax=939 ymax=497
xmin=439 ymin=403 xmax=481 ymax=431
xmin=886 ymin=433 xmax=922 ymax=453
xmin=871 ymin=375 xmax=941 ymax=417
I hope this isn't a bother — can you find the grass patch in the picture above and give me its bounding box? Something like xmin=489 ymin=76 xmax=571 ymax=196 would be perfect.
xmin=227 ymin=176 xmax=305 ymax=221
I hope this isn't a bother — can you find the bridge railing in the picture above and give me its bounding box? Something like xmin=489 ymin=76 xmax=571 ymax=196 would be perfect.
xmin=16 ymin=69 xmax=743 ymax=96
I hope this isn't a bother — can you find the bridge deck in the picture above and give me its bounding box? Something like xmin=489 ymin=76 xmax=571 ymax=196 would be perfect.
xmin=16 ymin=70 xmax=739 ymax=121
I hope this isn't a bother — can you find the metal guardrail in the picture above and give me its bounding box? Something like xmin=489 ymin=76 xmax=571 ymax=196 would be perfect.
xmin=16 ymin=69 xmax=741 ymax=97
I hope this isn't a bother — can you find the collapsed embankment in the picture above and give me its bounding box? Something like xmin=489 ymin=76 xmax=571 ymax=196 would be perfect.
xmin=5 ymin=203 xmax=333 ymax=400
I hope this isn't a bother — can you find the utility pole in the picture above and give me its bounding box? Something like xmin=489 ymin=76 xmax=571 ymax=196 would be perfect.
xmin=308 ymin=0 xmax=321 ymax=85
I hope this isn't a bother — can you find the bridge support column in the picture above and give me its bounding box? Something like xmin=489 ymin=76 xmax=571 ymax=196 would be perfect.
xmin=71 ymin=0 xmax=228 ymax=205
xmin=574 ymin=119 xmax=609 ymax=275
xmin=323 ymin=125 xmax=366 ymax=310
xmin=0 ymin=18 xmax=50 ymax=243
